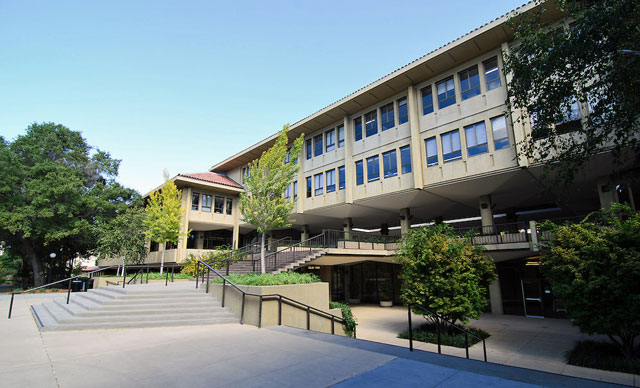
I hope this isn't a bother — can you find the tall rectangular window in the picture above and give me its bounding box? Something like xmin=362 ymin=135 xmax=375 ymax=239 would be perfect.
xmin=284 ymin=184 xmax=291 ymax=198
xmin=241 ymin=168 xmax=246 ymax=183
xmin=483 ymin=57 xmax=501 ymax=91
xmin=425 ymin=137 xmax=438 ymax=167
xmin=325 ymin=128 xmax=335 ymax=152
xmin=437 ymin=77 xmax=456 ymax=109
xmin=367 ymin=155 xmax=380 ymax=182
xmin=459 ymin=66 xmax=481 ymax=100
xmin=491 ymin=116 xmax=509 ymax=150
xmin=397 ymin=97 xmax=408 ymax=124
xmin=441 ymin=130 xmax=462 ymax=162
xmin=382 ymin=150 xmax=397 ymax=178
xmin=365 ymin=110 xmax=378 ymax=137
xmin=326 ymin=169 xmax=336 ymax=193
xmin=202 ymin=194 xmax=212 ymax=212
xmin=354 ymin=117 xmax=362 ymax=141
xmin=226 ymin=198 xmax=232 ymax=215
xmin=355 ymin=160 xmax=364 ymax=185
xmin=214 ymin=196 xmax=225 ymax=214
xmin=306 ymin=177 xmax=312 ymax=198
xmin=306 ymin=139 xmax=312 ymax=160
xmin=293 ymin=181 xmax=298 ymax=199
xmin=337 ymin=125 xmax=345 ymax=148
xmin=380 ymin=102 xmax=395 ymax=131
xmin=400 ymin=145 xmax=411 ymax=173
xmin=465 ymin=121 xmax=488 ymax=156
xmin=284 ymin=150 xmax=290 ymax=164
xmin=314 ymin=135 xmax=323 ymax=156
xmin=422 ymin=86 xmax=434 ymax=115
xmin=338 ymin=166 xmax=345 ymax=189
xmin=191 ymin=192 xmax=200 ymax=210
xmin=314 ymin=173 xmax=323 ymax=196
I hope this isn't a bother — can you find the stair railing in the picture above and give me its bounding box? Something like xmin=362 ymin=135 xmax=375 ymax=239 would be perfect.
xmin=258 ymin=233 xmax=325 ymax=273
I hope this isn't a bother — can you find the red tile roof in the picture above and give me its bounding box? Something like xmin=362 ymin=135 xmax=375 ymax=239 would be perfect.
xmin=178 ymin=172 xmax=243 ymax=189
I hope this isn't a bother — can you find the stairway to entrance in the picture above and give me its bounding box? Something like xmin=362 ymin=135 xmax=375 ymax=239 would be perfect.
xmin=30 ymin=282 xmax=238 ymax=331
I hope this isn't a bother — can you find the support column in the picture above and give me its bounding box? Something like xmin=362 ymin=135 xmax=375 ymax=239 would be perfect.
xmin=479 ymin=195 xmax=494 ymax=234
xmin=529 ymin=220 xmax=539 ymax=252
xmin=177 ymin=187 xmax=192 ymax=263
xmin=489 ymin=279 xmax=504 ymax=315
xmin=344 ymin=115 xmax=355 ymax=204
xmin=297 ymin=140 xmax=305 ymax=214
xmin=597 ymin=177 xmax=617 ymax=209
xmin=407 ymin=85 xmax=424 ymax=189
xmin=502 ymin=41 xmax=529 ymax=169
xmin=343 ymin=218 xmax=353 ymax=240
xmin=400 ymin=208 xmax=411 ymax=236
xmin=232 ymin=195 xmax=240 ymax=249
xmin=301 ymin=225 xmax=310 ymax=241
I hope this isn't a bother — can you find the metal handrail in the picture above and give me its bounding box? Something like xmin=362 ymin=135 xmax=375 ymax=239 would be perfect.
xmin=407 ymin=303 xmax=487 ymax=362
xmin=195 ymin=260 xmax=351 ymax=336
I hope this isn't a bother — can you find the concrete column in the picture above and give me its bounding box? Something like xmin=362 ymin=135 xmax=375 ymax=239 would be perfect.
xmin=597 ymin=177 xmax=616 ymax=209
xmin=400 ymin=208 xmax=411 ymax=236
xmin=177 ymin=187 xmax=192 ymax=263
xmin=407 ymin=85 xmax=424 ymax=189
xmin=297 ymin=141 xmax=305 ymax=214
xmin=479 ymin=195 xmax=494 ymax=234
xmin=301 ymin=225 xmax=310 ymax=241
xmin=489 ymin=279 xmax=504 ymax=315
xmin=380 ymin=223 xmax=389 ymax=236
xmin=502 ymin=41 xmax=529 ymax=168
xmin=232 ymin=195 xmax=240 ymax=249
xmin=343 ymin=218 xmax=353 ymax=240
xmin=529 ymin=220 xmax=539 ymax=252
xmin=344 ymin=116 xmax=354 ymax=204
xmin=268 ymin=236 xmax=274 ymax=252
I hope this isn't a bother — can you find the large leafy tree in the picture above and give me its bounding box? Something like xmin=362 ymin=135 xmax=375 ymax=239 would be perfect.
xmin=503 ymin=0 xmax=640 ymax=184
xmin=0 ymin=123 xmax=139 ymax=286
xmin=540 ymin=205 xmax=640 ymax=360
xmin=94 ymin=204 xmax=148 ymax=269
xmin=239 ymin=125 xmax=304 ymax=274
xmin=396 ymin=224 xmax=496 ymax=328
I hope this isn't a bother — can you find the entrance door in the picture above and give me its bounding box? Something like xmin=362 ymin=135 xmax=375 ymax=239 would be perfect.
xmin=521 ymin=265 xmax=544 ymax=317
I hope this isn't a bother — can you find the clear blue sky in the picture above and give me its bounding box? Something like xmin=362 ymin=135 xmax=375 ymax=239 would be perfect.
xmin=0 ymin=0 xmax=523 ymax=194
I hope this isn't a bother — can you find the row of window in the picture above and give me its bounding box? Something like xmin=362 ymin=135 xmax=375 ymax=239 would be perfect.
xmin=425 ymin=115 xmax=509 ymax=166
xmin=192 ymin=192 xmax=233 ymax=215
xmin=352 ymin=97 xmax=409 ymax=141
xmin=306 ymin=124 xmax=345 ymax=160
xmin=354 ymin=145 xmax=412 ymax=185
xmin=304 ymin=166 xmax=346 ymax=197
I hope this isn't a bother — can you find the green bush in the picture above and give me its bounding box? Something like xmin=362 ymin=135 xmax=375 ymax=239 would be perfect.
xmin=566 ymin=340 xmax=640 ymax=374
xmin=397 ymin=322 xmax=489 ymax=348
xmin=210 ymin=272 xmax=320 ymax=286
xmin=330 ymin=301 xmax=357 ymax=338
xmin=102 ymin=272 xmax=193 ymax=280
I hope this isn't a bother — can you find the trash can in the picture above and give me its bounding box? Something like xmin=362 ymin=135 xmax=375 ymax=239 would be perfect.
xmin=71 ymin=279 xmax=83 ymax=292
xmin=82 ymin=278 xmax=94 ymax=290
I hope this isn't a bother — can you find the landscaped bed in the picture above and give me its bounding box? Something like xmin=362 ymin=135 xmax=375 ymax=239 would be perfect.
xmin=397 ymin=322 xmax=490 ymax=348
xmin=210 ymin=272 xmax=320 ymax=286
xmin=566 ymin=340 xmax=639 ymax=374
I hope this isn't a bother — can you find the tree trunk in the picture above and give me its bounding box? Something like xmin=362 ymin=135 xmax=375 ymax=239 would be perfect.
xmin=260 ymin=233 xmax=266 ymax=274
xmin=160 ymin=243 xmax=165 ymax=275
xmin=22 ymin=239 xmax=44 ymax=287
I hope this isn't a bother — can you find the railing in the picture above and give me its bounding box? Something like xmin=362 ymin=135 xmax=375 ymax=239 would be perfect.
xmin=262 ymin=233 xmax=326 ymax=273
xmin=323 ymin=229 xmax=401 ymax=249
xmin=194 ymin=260 xmax=351 ymax=336
xmin=407 ymin=303 xmax=487 ymax=362
xmin=451 ymin=221 xmax=530 ymax=245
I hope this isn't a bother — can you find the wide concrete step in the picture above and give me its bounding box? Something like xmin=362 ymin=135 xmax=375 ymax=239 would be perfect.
xmin=76 ymin=292 xmax=213 ymax=306
xmin=52 ymin=298 xmax=227 ymax=317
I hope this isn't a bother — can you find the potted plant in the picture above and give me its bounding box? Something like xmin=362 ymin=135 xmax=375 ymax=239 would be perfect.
xmin=378 ymin=281 xmax=393 ymax=307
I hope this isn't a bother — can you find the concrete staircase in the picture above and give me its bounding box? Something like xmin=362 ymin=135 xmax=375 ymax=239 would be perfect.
xmin=30 ymin=283 xmax=239 ymax=331
xmin=272 ymin=249 xmax=327 ymax=273
xmin=221 ymin=249 xmax=328 ymax=274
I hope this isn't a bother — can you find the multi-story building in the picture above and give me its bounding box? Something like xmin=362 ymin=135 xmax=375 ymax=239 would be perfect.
xmin=126 ymin=1 xmax=636 ymax=318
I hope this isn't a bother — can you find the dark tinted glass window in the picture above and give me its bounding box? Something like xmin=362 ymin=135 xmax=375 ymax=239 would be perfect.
xmin=380 ymin=103 xmax=395 ymax=131
xmin=400 ymin=145 xmax=411 ymax=173
xmin=214 ymin=196 xmax=224 ymax=214
xmin=325 ymin=129 xmax=335 ymax=152
xmin=425 ymin=137 xmax=438 ymax=167
xmin=337 ymin=125 xmax=345 ymax=148
xmin=314 ymin=173 xmax=323 ymax=196
xmin=465 ymin=121 xmax=488 ymax=156
xmin=338 ymin=166 xmax=345 ymax=189
xmin=314 ymin=135 xmax=323 ymax=156
xmin=484 ymin=57 xmax=501 ymax=91
xmin=326 ymin=169 xmax=335 ymax=193
xmin=306 ymin=177 xmax=312 ymax=198
xmin=354 ymin=117 xmax=362 ymax=141
xmin=226 ymin=198 xmax=232 ymax=215
xmin=191 ymin=192 xmax=200 ymax=210
xmin=397 ymin=97 xmax=408 ymax=124
xmin=365 ymin=110 xmax=378 ymax=137
xmin=421 ymin=86 xmax=434 ymax=115
xmin=437 ymin=77 xmax=456 ymax=109
xmin=306 ymin=139 xmax=312 ymax=160
xmin=459 ymin=66 xmax=480 ymax=100
xmin=367 ymin=155 xmax=380 ymax=182
xmin=202 ymin=194 xmax=212 ymax=212
xmin=441 ymin=130 xmax=462 ymax=162
xmin=382 ymin=150 xmax=397 ymax=178
xmin=355 ymin=160 xmax=364 ymax=185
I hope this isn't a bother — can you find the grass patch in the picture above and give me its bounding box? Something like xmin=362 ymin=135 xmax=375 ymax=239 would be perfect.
xmin=330 ymin=301 xmax=357 ymax=338
xmin=398 ymin=322 xmax=490 ymax=348
xmin=210 ymin=272 xmax=320 ymax=286
xmin=566 ymin=340 xmax=639 ymax=374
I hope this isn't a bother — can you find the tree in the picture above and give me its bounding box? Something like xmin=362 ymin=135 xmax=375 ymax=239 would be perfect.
xmin=503 ymin=0 xmax=640 ymax=185
xmin=239 ymin=125 xmax=304 ymax=274
xmin=0 ymin=123 xmax=139 ymax=286
xmin=396 ymin=225 xmax=496 ymax=328
xmin=143 ymin=173 xmax=186 ymax=274
xmin=540 ymin=205 xmax=640 ymax=359
xmin=94 ymin=204 xmax=148 ymax=271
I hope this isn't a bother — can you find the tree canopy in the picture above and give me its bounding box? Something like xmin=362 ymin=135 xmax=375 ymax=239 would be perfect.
xmin=503 ymin=0 xmax=640 ymax=184
xmin=0 ymin=122 xmax=139 ymax=286
xmin=239 ymin=125 xmax=304 ymax=273
xmin=94 ymin=204 xmax=148 ymax=267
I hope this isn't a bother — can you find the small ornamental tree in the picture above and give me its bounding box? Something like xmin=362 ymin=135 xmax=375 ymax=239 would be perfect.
xmin=540 ymin=204 xmax=640 ymax=360
xmin=143 ymin=173 xmax=187 ymax=274
xmin=396 ymin=224 xmax=496 ymax=329
xmin=94 ymin=204 xmax=148 ymax=270
xmin=239 ymin=125 xmax=304 ymax=274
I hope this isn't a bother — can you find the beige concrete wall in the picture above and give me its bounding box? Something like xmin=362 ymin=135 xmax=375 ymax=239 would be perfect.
xmin=209 ymin=282 xmax=346 ymax=336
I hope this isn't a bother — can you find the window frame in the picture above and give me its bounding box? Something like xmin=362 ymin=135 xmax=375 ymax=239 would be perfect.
xmin=437 ymin=77 xmax=456 ymax=109
xmin=380 ymin=102 xmax=395 ymax=131
xmin=355 ymin=160 xmax=364 ymax=186
xmin=483 ymin=57 xmax=501 ymax=91
xmin=325 ymin=128 xmax=335 ymax=152
xmin=382 ymin=150 xmax=398 ymax=178
xmin=459 ymin=65 xmax=481 ymax=100
xmin=314 ymin=173 xmax=323 ymax=196
xmin=214 ymin=196 xmax=225 ymax=214
xmin=354 ymin=117 xmax=362 ymax=141
xmin=314 ymin=134 xmax=323 ymax=157
xmin=337 ymin=124 xmax=345 ymax=148
xmin=191 ymin=192 xmax=200 ymax=211
xmin=397 ymin=97 xmax=408 ymax=124
xmin=400 ymin=145 xmax=411 ymax=174
xmin=464 ymin=121 xmax=489 ymax=156
xmin=365 ymin=110 xmax=378 ymax=137
xmin=367 ymin=155 xmax=380 ymax=182
xmin=490 ymin=115 xmax=509 ymax=150
xmin=338 ymin=166 xmax=345 ymax=189
xmin=425 ymin=137 xmax=438 ymax=167
xmin=201 ymin=194 xmax=212 ymax=212
xmin=226 ymin=198 xmax=232 ymax=215
xmin=441 ymin=130 xmax=462 ymax=163
xmin=306 ymin=177 xmax=312 ymax=198
xmin=421 ymin=85 xmax=434 ymax=115
xmin=326 ymin=169 xmax=336 ymax=193
xmin=306 ymin=139 xmax=312 ymax=160
xmin=293 ymin=181 xmax=298 ymax=200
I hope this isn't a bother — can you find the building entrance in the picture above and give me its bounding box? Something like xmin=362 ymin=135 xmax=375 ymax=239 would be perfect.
xmin=330 ymin=262 xmax=402 ymax=305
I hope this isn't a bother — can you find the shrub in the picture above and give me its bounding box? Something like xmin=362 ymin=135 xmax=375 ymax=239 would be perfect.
xmin=397 ymin=322 xmax=489 ymax=348
xmin=566 ymin=340 xmax=640 ymax=374
xmin=210 ymin=272 xmax=320 ymax=286
xmin=330 ymin=301 xmax=357 ymax=338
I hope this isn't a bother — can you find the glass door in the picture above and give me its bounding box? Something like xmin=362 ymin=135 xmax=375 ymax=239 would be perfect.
xmin=521 ymin=265 xmax=544 ymax=317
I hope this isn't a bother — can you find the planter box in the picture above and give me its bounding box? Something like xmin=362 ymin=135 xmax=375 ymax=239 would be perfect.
xmin=372 ymin=243 xmax=385 ymax=250
xmin=344 ymin=241 xmax=359 ymax=249
xmin=337 ymin=241 xmax=345 ymax=249
xmin=385 ymin=242 xmax=399 ymax=251
xmin=358 ymin=242 xmax=373 ymax=250
xmin=379 ymin=301 xmax=393 ymax=307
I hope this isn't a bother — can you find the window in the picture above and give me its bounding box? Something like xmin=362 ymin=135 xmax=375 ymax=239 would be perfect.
xmin=150 ymin=241 xmax=159 ymax=252
xmin=284 ymin=184 xmax=291 ymax=198
xmin=465 ymin=121 xmax=488 ymax=156
xmin=284 ymin=150 xmax=290 ymax=164
xmin=365 ymin=110 xmax=378 ymax=137
xmin=338 ymin=166 xmax=345 ymax=189
xmin=382 ymin=150 xmax=397 ymax=178
xmin=325 ymin=128 xmax=335 ymax=152
xmin=202 ymin=194 xmax=212 ymax=212
xmin=314 ymin=135 xmax=323 ymax=157
xmin=314 ymin=173 xmax=323 ymax=196
xmin=355 ymin=160 xmax=364 ymax=185
xmin=441 ymin=130 xmax=462 ymax=162
xmin=459 ymin=66 xmax=481 ymax=100
xmin=214 ymin=196 xmax=225 ymax=214
xmin=425 ymin=137 xmax=438 ymax=167
xmin=354 ymin=117 xmax=362 ymax=141
xmin=241 ymin=168 xmax=246 ymax=183
xmin=337 ymin=125 xmax=345 ymax=148
xmin=226 ymin=198 xmax=232 ymax=215
xmin=187 ymin=231 xmax=197 ymax=249
xmin=437 ymin=77 xmax=456 ymax=109
xmin=367 ymin=155 xmax=380 ymax=182
xmin=380 ymin=102 xmax=395 ymax=131
xmin=483 ymin=57 xmax=501 ymax=91
xmin=421 ymin=86 xmax=434 ymax=115
xmin=306 ymin=177 xmax=312 ymax=198
xmin=326 ymin=169 xmax=336 ymax=192
xmin=400 ymin=145 xmax=411 ymax=173
xmin=491 ymin=116 xmax=509 ymax=150
xmin=306 ymin=139 xmax=312 ymax=160
xmin=397 ymin=97 xmax=408 ymax=124
xmin=191 ymin=192 xmax=200 ymax=210
xmin=293 ymin=181 xmax=298 ymax=199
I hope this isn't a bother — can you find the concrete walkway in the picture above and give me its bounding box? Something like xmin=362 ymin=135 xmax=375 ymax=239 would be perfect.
xmin=350 ymin=305 xmax=639 ymax=387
